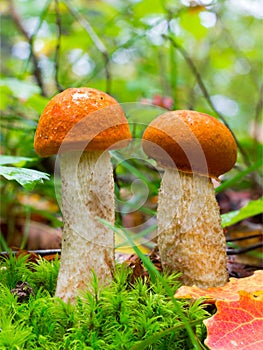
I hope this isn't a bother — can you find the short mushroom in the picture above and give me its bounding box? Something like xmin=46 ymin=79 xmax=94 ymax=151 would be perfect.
xmin=142 ymin=110 xmax=237 ymax=288
xmin=34 ymin=87 xmax=131 ymax=302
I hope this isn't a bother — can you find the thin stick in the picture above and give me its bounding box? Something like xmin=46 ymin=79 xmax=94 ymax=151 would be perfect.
xmin=226 ymin=233 xmax=262 ymax=242
xmin=227 ymin=242 xmax=263 ymax=255
xmin=9 ymin=0 xmax=47 ymax=96
xmin=54 ymin=0 xmax=64 ymax=92
xmin=62 ymin=0 xmax=112 ymax=93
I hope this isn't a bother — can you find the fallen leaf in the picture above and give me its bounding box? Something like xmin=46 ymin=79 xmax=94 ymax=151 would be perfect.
xmin=115 ymin=231 xmax=150 ymax=255
xmin=227 ymin=257 xmax=259 ymax=279
xmin=23 ymin=221 xmax=62 ymax=250
xmin=14 ymin=249 xmax=40 ymax=264
xmin=124 ymin=254 xmax=145 ymax=283
xmin=18 ymin=193 xmax=59 ymax=213
xmin=1 ymin=220 xmax=62 ymax=250
xmin=175 ymin=270 xmax=263 ymax=302
xmin=226 ymin=223 xmax=263 ymax=267
xmin=204 ymin=291 xmax=263 ymax=350
xmin=123 ymin=250 xmax=162 ymax=283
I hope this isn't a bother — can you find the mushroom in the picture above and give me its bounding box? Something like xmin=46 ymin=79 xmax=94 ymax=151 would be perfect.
xmin=34 ymin=87 xmax=131 ymax=302
xmin=142 ymin=110 xmax=237 ymax=288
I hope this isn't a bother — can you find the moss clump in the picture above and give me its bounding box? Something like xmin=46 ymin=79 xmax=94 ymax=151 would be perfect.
xmin=0 ymin=254 xmax=210 ymax=349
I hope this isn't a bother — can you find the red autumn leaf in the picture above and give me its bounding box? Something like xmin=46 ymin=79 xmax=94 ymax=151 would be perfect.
xmin=204 ymin=291 xmax=263 ymax=350
xmin=174 ymin=270 xmax=263 ymax=302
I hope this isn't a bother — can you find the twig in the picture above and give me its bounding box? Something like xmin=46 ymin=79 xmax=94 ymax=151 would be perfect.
xmin=0 ymin=249 xmax=61 ymax=257
xmin=167 ymin=10 xmax=178 ymax=106
xmin=163 ymin=34 xmax=251 ymax=168
xmin=1 ymin=243 xmax=261 ymax=257
xmin=54 ymin=0 xmax=64 ymax=92
xmin=227 ymin=242 xmax=263 ymax=255
xmin=9 ymin=0 xmax=47 ymax=97
xmin=226 ymin=233 xmax=263 ymax=242
xmin=62 ymin=0 xmax=112 ymax=93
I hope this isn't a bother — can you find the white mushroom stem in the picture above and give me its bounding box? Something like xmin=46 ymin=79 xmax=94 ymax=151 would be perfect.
xmin=55 ymin=150 xmax=115 ymax=302
xmin=157 ymin=169 xmax=228 ymax=288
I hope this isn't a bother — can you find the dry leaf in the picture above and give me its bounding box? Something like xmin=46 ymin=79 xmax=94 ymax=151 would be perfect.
xmin=175 ymin=270 xmax=263 ymax=302
xmin=204 ymin=291 xmax=263 ymax=350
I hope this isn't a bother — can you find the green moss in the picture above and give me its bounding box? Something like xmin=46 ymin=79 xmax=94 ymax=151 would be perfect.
xmin=0 ymin=256 xmax=210 ymax=349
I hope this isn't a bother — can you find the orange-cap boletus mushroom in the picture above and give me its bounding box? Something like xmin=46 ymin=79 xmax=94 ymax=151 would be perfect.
xmin=34 ymin=87 xmax=131 ymax=302
xmin=142 ymin=110 xmax=237 ymax=288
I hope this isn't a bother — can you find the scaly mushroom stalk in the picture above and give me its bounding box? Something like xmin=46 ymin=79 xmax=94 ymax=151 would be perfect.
xmin=56 ymin=151 xmax=115 ymax=301
xmin=34 ymin=87 xmax=131 ymax=302
xmin=142 ymin=110 xmax=237 ymax=288
xmin=158 ymin=170 xmax=227 ymax=288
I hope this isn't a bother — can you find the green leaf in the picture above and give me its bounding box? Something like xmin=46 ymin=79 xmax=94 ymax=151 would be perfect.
xmin=23 ymin=94 xmax=50 ymax=114
xmin=131 ymin=319 xmax=204 ymax=350
xmin=0 ymin=85 xmax=14 ymax=110
xmin=0 ymin=156 xmax=35 ymax=166
xmin=132 ymin=0 xmax=164 ymax=18
xmin=216 ymin=159 xmax=263 ymax=194
xmin=211 ymin=48 xmax=235 ymax=69
xmin=0 ymin=166 xmax=50 ymax=190
xmin=221 ymin=197 xmax=263 ymax=228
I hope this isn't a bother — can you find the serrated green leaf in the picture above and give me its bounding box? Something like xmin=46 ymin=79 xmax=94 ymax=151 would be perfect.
xmin=0 ymin=156 xmax=35 ymax=166
xmin=221 ymin=197 xmax=263 ymax=227
xmin=0 ymin=166 xmax=50 ymax=190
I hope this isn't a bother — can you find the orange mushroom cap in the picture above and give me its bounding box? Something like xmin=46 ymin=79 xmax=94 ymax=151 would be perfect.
xmin=142 ymin=110 xmax=237 ymax=179
xmin=34 ymin=87 xmax=132 ymax=157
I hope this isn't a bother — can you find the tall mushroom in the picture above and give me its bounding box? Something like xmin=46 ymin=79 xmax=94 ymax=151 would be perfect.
xmin=34 ymin=87 xmax=131 ymax=302
xmin=142 ymin=110 xmax=237 ymax=288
